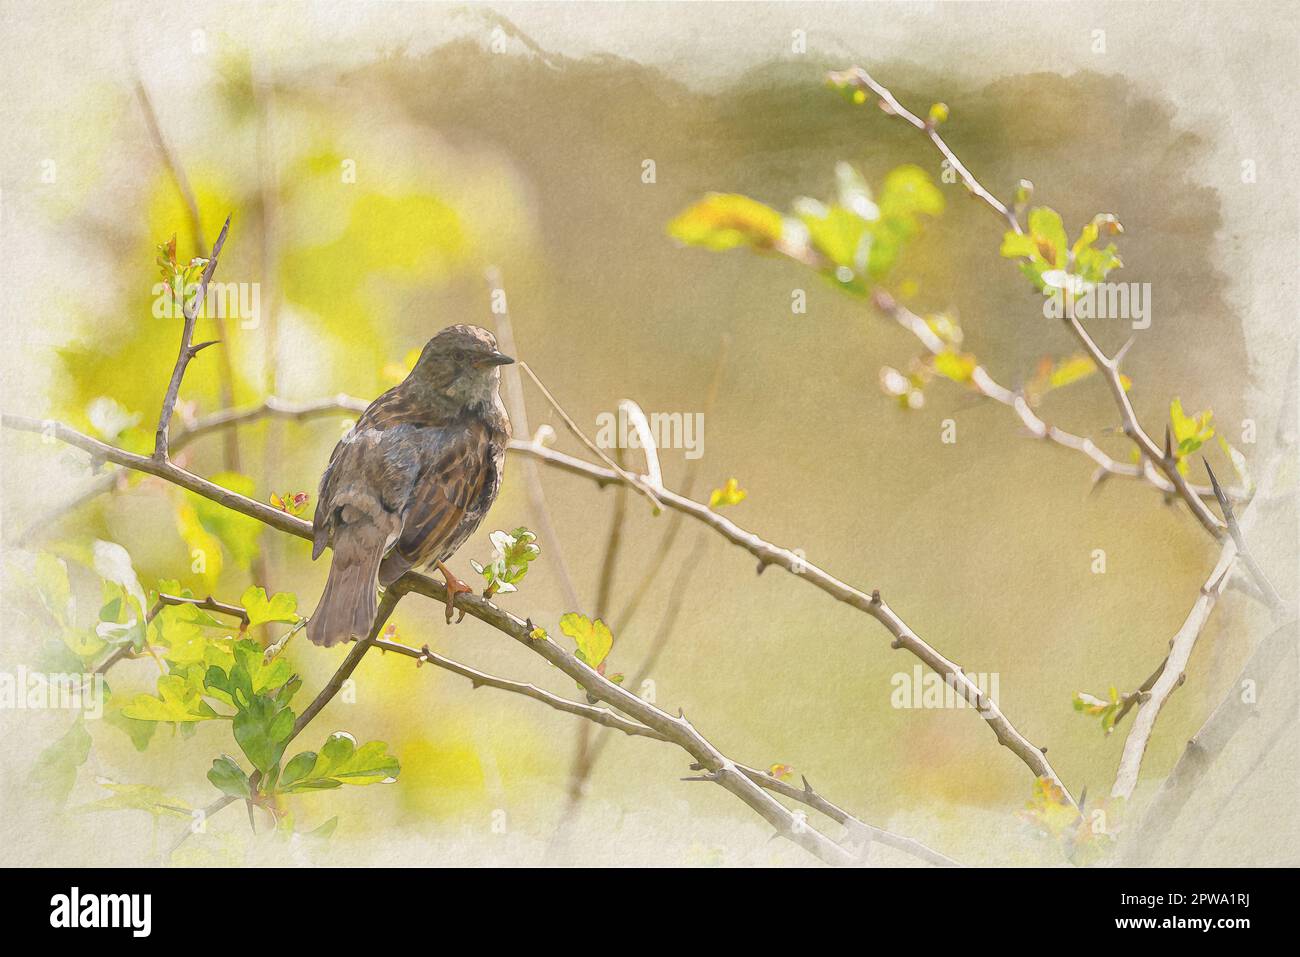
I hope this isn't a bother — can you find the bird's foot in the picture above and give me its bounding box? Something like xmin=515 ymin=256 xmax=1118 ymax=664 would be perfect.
xmin=436 ymin=561 xmax=473 ymax=624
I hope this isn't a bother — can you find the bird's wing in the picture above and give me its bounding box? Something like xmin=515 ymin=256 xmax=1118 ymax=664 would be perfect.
xmin=312 ymin=386 xmax=432 ymax=560
xmin=378 ymin=416 xmax=503 ymax=584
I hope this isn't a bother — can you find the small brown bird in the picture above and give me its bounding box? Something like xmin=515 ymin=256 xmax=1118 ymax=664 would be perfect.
xmin=307 ymin=324 xmax=513 ymax=647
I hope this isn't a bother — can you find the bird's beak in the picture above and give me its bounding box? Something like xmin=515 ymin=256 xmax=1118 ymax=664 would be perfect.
xmin=479 ymin=351 xmax=515 ymax=367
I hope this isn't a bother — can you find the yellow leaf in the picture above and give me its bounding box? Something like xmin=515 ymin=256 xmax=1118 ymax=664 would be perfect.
xmin=932 ymin=350 xmax=976 ymax=384
xmin=1047 ymin=355 xmax=1097 ymax=390
xmin=667 ymin=194 xmax=785 ymax=251
xmin=709 ymin=478 xmax=748 ymax=508
xmin=559 ymin=613 xmax=613 ymax=670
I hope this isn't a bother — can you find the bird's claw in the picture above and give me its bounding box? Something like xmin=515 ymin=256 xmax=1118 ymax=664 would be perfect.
xmin=437 ymin=561 xmax=473 ymax=624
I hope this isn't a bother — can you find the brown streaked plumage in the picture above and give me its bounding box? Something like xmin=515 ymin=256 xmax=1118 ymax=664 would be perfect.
xmin=307 ymin=324 xmax=513 ymax=647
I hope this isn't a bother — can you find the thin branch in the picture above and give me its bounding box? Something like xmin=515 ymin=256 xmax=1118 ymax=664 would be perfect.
xmin=507 ymin=438 xmax=1077 ymax=808
xmin=573 ymin=527 xmax=709 ymax=801
xmin=1123 ymin=616 xmax=1298 ymax=863
xmin=153 ymin=215 xmax=232 ymax=462
xmin=7 ymin=405 xmax=1074 ymax=808
xmin=518 ymin=360 xmax=664 ymax=514
xmin=594 ymin=444 xmax=630 ymax=621
xmin=829 ymin=67 xmax=1022 ymax=234
xmin=7 ymin=415 xmax=865 ymax=865
xmin=135 ymin=78 xmax=242 ymax=471
xmin=1205 ymin=459 xmax=1284 ymax=612
xmin=379 ymin=637 xmax=665 ymax=740
xmin=614 ymin=337 xmax=727 ymax=634
xmin=837 ymin=65 xmax=1230 ymax=537
xmin=870 ymin=290 xmax=1242 ymax=503
xmin=132 ymin=579 xmax=957 ymax=864
xmin=484 ymin=267 xmax=583 ymax=611
xmin=290 ymin=590 xmax=399 ymax=739
xmin=1063 ymin=309 xmax=1225 ymax=538
xmin=150 ymin=592 xmax=249 ymax=625
xmin=1109 ymin=458 xmax=1282 ymax=801
xmin=1111 ymin=658 xmax=1166 ymax=730
xmin=555 ymin=350 xmax=726 ymax=848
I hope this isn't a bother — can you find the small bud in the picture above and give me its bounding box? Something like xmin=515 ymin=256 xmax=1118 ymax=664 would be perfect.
xmin=928 ymin=102 xmax=949 ymax=126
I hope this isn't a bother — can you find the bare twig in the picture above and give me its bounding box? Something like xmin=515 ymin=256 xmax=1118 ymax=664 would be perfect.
xmin=484 ymin=267 xmax=583 ymax=611
xmin=829 ymin=67 xmax=1022 ymax=234
xmin=153 ymin=215 xmax=232 ymax=462
xmin=1111 ymin=658 xmax=1166 ymax=730
xmin=290 ymin=590 xmax=399 ymax=739
xmin=379 ymin=638 xmax=664 ymax=741
xmin=518 ymin=361 xmax=664 ymax=514
xmin=149 ymin=592 xmax=249 ymax=625
xmin=1109 ymin=460 xmax=1281 ymax=801
xmin=135 ymin=78 xmax=242 ymax=471
xmin=508 ymin=438 xmax=1077 ymax=807
xmin=1205 ymin=460 xmax=1284 ymax=612
xmin=1123 ymin=617 xmax=1298 ymax=864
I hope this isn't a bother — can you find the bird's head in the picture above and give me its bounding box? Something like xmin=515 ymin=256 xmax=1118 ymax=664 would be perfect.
xmin=408 ymin=324 xmax=514 ymax=407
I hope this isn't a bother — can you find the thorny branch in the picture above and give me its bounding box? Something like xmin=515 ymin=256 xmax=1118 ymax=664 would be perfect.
xmin=509 ymin=439 xmax=1076 ymax=807
xmin=126 ymin=583 xmax=957 ymax=866
xmin=832 ymin=64 xmax=1295 ymax=824
xmin=4 ymin=412 xmax=936 ymax=866
xmin=833 ymin=65 xmax=1231 ymax=538
xmin=135 ymin=80 xmax=242 ymax=472
xmin=14 ymin=378 xmax=1077 ymax=807
xmin=153 ymin=216 xmax=232 ymax=462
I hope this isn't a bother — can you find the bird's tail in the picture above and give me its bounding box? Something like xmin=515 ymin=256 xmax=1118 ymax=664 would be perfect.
xmin=307 ymin=530 xmax=386 ymax=648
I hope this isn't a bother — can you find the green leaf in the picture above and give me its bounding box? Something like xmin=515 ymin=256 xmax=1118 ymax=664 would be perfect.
xmin=232 ymin=697 xmax=296 ymax=776
xmin=559 ymin=613 xmax=614 ymax=671
xmin=78 ymin=781 xmax=191 ymax=819
xmin=94 ymin=585 xmax=147 ymax=651
xmin=306 ymin=816 xmax=339 ymax=840
xmin=667 ymin=193 xmax=785 ymax=251
xmin=795 ymin=200 xmax=872 ymax=273
xmin=34 ymin=553 xmax=74 ymax=625
xmin=277 ymin=732 xmax=400 ymax=793
xmin=240 ymin=586 xmax=299 ymax=629
xmin=120 ymin=674 xmax=222 ymax=723
xmin=191 ymin=472 xmax=265 ymax=569
xmin=207 ymin=754 xmax=253 ymax=799
xmin=1072 ymin=687 xmax=1122 ymax=736
xmin=103 ymin=703 xmax=157 ymax=752
xmin=878 ymin=164 xmax=945 ymax=224
xmin=150 ymin=603 xmax=220 ymax=665
xmin=1027 ymin=207 xmax=1068 ymax=268
xmin=30 ymin=718 xmax=92 ymax=806
xmin=1169 ymin=398 xmax=1214 ymax=458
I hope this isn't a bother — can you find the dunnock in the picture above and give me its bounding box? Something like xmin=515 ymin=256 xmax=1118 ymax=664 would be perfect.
xmin=307 ymin=324 xmax=513 ymax=647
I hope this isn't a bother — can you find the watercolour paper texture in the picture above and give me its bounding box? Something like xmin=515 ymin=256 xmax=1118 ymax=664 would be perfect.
xmin=0 ymin=1 xmax=1295 ymax=869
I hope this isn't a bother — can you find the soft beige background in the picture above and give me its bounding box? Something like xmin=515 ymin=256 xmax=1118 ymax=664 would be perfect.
xmin=0 ymin=1 xmax=1296 ymax=866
